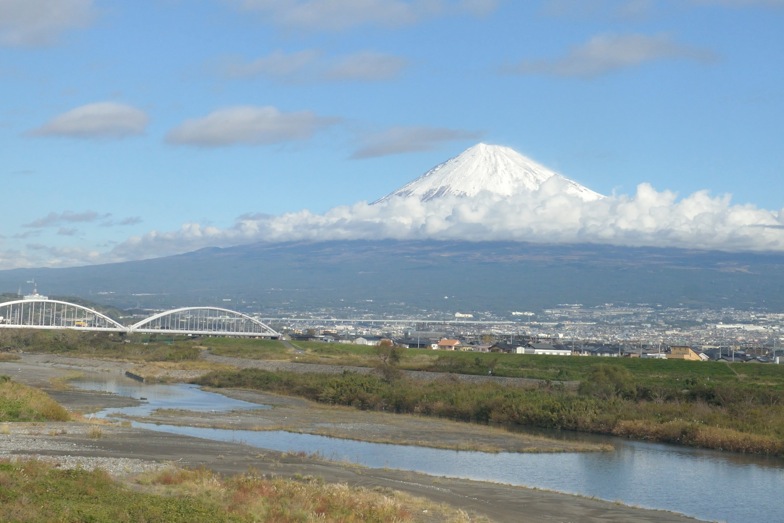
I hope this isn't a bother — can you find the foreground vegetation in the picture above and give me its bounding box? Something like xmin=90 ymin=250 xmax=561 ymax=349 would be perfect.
xmin=0 ymin=459 xmax=469 ymax=523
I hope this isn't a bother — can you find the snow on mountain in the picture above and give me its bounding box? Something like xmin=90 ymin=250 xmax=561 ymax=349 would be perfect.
xmin=374 ymin=143 xmax=603 ymax=203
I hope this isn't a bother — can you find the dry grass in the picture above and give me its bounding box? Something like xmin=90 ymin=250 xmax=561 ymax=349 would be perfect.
xmin=48 ymin=371 xmax=86 ymax=390
xmin=132 ymin=360 xmax=236 ymax=382
xmin=132 ymin=466 xmax=479 ymax=522
xmin=614 ymin=419 xmax=784 ymax=454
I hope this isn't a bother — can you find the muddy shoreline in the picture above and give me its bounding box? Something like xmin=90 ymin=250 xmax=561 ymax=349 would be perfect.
xmin=0 ymin=353 xmax=705 ymax=522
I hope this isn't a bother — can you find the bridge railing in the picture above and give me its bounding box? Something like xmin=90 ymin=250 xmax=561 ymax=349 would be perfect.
xmin=0 ymin=299 xmax=279 ymax=338
xmin=0 ymin=299 xmax=127 ymax=331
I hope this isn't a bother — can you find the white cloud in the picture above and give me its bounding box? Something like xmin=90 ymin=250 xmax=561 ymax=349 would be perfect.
xmin=96 ymin=184 xmax=784 ymax=266
xmin=31 ymin=102 xmax=149 ymax=139
xmin=231 ymin=0 xmax=498 ymax=31
xmin=223 ymin=50 xmax=407 ymax=82
xmin=0 ymin=0 xmax=96 ymax=47
xmin=166 ymin=106 xmax=339 ymax=147
xmin=223 ymin=49 xmax=321 ymax=80
xmin=325 ymin=51 xmax=408 ymax=81
xmin=509 ymin=33 xmax=717 ymax=77
xmin=13 ymin=244 xmax=103 ymax=268
xmin=24 ymin=210 xmax=110 ymax=228
xmin=3 ymin=183 xmax=784 ymax=268
xmin=352 ymin=126 xmax=481 ymax=158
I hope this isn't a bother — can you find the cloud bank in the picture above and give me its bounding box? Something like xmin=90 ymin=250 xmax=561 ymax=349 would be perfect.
xmin=0 ymin=0 xmax=96 ymax=47
xmin=103 ymin=182 xmax=784 ymax=264
xmin=5 ymin=182 xmax=784 ymax=268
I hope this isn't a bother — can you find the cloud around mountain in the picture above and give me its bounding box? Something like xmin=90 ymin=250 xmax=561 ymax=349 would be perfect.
xmin=9 ymin=143 xmax=784 ymax=268
xmin=107 ymin=178 xmax=784 ymax=263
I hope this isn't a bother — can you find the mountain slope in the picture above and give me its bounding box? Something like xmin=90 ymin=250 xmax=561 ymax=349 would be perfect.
xmin=375 ymin=143 xmax=603 ymax=203
xmin=2 ymin=240 xmax=784 ymax=314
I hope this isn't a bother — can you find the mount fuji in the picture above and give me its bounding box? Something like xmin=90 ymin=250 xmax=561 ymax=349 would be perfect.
xmin=374 ymin=143 xmax=603 ymax=203
xmin=3 ymin=144 xmax=784 ymax=314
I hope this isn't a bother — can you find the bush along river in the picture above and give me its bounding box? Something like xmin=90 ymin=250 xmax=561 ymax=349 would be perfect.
xmin=75 ymin=376 xmax=784 ymax=523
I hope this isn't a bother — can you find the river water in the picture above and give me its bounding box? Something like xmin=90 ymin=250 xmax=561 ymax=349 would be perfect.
xmin=76 ymin=377 xmax=784 ymax=523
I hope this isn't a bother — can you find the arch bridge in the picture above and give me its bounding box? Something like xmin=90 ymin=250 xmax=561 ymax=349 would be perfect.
xmin=0 ymin=298 xmax=279 ymax=338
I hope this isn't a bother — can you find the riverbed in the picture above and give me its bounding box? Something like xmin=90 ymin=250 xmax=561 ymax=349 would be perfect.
xmin=75 ymin=372 xmax=784 ymax=523
xmin=0 ymin=353 xmax=722 ymax=522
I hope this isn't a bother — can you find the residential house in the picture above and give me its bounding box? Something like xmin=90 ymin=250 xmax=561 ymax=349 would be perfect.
xmin=668 ymin=346 xmax=702 ymax=361
xmin=436 ymin=339 xmax=461 ymax=351
xmin=518 ymin=342 xmax=572 ymax=356
xmin=396 ymin=338 xmax=433 ymax=349
xmin=488 ymin=342 xmax=522 ymax=354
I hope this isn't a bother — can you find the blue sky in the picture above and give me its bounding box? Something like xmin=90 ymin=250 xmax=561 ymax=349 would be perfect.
xmin=2 ymin=0 xmax=783 ymax=268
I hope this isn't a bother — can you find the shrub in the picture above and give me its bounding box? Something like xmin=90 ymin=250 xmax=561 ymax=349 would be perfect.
xmin=578 ymin=364 xmax=637 ymax=400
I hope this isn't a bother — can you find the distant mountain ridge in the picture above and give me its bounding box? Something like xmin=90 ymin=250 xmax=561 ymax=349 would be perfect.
xmin=375 ymin=143 xmax=603 ymax=203
xmin=1 ymin=240 xmax=783 ymax=314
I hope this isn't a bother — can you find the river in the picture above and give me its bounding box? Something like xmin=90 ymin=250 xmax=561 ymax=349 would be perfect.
xmin=76 ymin=377 xmax=784 ymax=523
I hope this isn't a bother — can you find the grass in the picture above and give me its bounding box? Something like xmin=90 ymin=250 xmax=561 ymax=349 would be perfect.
xmin=202 ymin=337 xmax=292 ymax=360
xmin=0 ymin=376 xmax=70 ymax=422
xmin=2 ymin=329 xmax=204 ymax=363
xmin=0 ymin=459 xmax=476 ymax=522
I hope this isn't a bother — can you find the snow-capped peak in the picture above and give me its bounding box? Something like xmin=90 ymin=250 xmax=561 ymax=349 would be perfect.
xmin=375 ymin=143 xmax=603 ymax=203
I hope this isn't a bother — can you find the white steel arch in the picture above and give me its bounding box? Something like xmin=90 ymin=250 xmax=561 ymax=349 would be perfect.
xmin=130 ymin=306 xmax=279 ymax=337
xmin=0 ymin=298 xmax=126 ymax=332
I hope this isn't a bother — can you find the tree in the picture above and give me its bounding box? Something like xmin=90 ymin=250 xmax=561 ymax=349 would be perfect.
xmin=375 ymin=339 xmax=403 ymax=382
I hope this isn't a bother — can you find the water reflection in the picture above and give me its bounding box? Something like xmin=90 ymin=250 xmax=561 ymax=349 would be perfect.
xmin=74 ymin=378 xmax=266 ymax=417
xmin=74 ymin=376 xmax=784 ymax=523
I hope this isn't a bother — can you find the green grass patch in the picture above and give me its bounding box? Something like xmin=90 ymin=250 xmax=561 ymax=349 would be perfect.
xmin=204 ymin=337 xmax=291 ymax=360
xmin=0 ymin=376 xmax=70 ymax=422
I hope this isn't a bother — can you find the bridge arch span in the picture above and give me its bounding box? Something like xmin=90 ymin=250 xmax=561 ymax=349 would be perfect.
xmin=130 ymin=306 xmax=279 ymax=338
xmin=0 ymin=298 xmax=126 ymax=332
